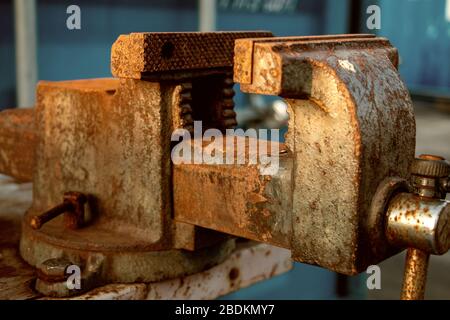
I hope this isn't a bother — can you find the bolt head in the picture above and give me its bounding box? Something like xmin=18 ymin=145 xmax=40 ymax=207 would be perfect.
xmin=37 ymin=258 xmax=72 ymax=278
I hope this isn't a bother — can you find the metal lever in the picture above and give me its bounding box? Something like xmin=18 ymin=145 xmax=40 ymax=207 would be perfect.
xmin=30 ymin=191 xmax=87 ymax=230
xmin=386 ymin=154 xmax=450 ymax=300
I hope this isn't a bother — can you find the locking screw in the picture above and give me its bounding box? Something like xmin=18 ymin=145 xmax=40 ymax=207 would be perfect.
xmin=30 ymin=202 xmax=72 ymax=230
xmin=30 ymin=191 xmax=87 ymax=230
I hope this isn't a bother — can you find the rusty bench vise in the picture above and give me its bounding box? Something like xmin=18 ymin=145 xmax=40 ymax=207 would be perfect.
xmin=0 ymin=32 xmax=449 ymax=299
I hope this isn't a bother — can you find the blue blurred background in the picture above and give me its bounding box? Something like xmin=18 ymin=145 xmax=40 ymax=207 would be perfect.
xmin=1 ymin=0 xmax=449 ymax=108
xmin=0 ymin=0 xmax=449 ymax=299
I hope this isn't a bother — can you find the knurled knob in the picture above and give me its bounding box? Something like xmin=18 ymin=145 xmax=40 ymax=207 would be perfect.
xmin=411 ymin=154 xmax=450 ymax=178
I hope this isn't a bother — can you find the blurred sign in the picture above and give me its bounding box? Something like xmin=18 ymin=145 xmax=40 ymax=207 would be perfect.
xmin=218 ymin=0 xmax=298 ymax=14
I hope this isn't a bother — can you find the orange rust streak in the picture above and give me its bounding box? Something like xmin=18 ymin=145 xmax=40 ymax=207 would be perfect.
xmin=0 ymin=108 xmax=37 ymax=182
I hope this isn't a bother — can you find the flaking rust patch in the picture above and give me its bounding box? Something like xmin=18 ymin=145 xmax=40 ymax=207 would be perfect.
xmin=338 ymin=59 xmax=356 ymax=73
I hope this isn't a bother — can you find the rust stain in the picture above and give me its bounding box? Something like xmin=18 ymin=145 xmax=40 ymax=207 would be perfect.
xmin=0 ymin=108 xmax=37 ymax=182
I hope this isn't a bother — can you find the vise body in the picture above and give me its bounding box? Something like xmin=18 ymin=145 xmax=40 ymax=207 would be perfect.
xmin=0 ymin=31 xmax=448 ymax=299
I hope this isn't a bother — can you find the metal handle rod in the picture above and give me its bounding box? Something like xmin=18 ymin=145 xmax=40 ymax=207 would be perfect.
xmin=30 ymin=202 xmax=72 ymax=230
xmin=401 ymin=248 xmax=430 ymax=300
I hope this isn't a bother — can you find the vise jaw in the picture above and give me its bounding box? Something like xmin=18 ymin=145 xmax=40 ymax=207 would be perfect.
xmin=0 ymin=32 xmax=416 ymax=296
xmin=174 ymin=34 xmax=416 ymax=274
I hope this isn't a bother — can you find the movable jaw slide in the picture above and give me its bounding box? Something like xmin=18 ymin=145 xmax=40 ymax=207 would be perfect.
xmin=0 ymin=32 xmax=448 ymax=300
